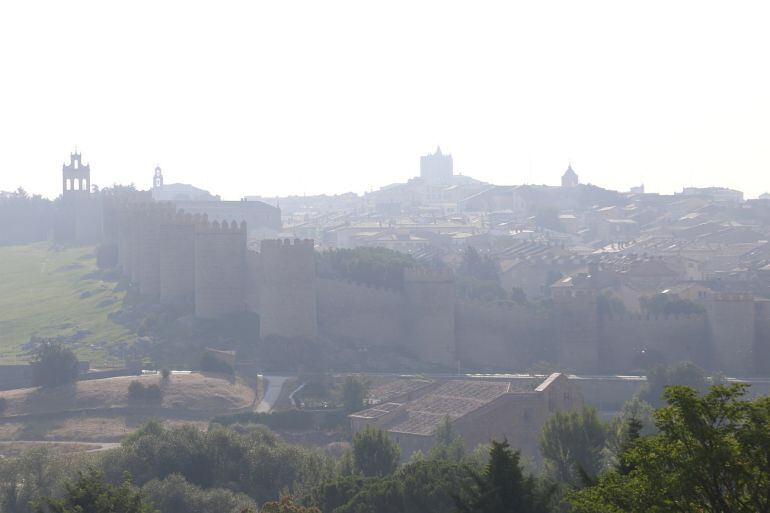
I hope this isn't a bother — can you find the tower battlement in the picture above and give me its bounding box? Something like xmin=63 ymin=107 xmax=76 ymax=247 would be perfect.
xmin=196 ymin=219 xmax=247 ymax=234
xmin=261 ymin=238 xmax=314 ymax=249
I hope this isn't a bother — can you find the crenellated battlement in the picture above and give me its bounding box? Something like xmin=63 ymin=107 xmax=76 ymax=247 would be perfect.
xmin=709 ymin=292 xmax=754 ymax=302
xmin=600 ymin=313 xmax=707 ymax=322
xmin=196 ymin=219 xmax=248 ymax=234
xmin=261 ymin=238 xmax=315 ymax=250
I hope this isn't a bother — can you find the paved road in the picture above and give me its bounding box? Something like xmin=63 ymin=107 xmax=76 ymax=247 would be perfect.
xmin=0 ymin=441 xmax=120 ymax=453
xmin=256 ymin=376 xmax=289 ymax=413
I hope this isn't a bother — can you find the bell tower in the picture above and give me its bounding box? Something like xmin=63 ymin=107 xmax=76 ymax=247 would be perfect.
xmin=62 ymin=151 xmax=91 ymax=200
xmin=153 ymin=166 xmax=164 ymax=189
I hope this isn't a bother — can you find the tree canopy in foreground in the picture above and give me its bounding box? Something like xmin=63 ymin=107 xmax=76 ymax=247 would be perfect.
xmin=569 ymin=383 xmax=770 ymax=513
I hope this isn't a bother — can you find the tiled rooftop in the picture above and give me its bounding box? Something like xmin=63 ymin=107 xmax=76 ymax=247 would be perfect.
xmin=368 ymin=378 xmax=434 ymax=404
xmin=388 ymin=380 xmax=520 ymax=436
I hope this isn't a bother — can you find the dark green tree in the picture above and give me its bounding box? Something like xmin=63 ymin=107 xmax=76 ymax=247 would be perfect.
xmin=317 ymin=247 xmax=416 ymax=289
xmin=539 ymin=406 xmax=607 ymax=487
xmin=427 ymin=416 xmax=466 ymax=462
xmin=340 ymin=375 xmax=368 ymax=413
xmin=309 ymin=458 xmax=475 ymax=513
xmin=352 ymin=426 xmax=400 ymax=477
xmin=510 ymin=287 xmax=527 ymax=304
xmin=569 ymin=384 xmax=770 ymax=513
xmin=34 ymin=468 xmax=154 ymax=513
xmin=640 ymin=293 xmax=705 ymax=316
xmin=596 ymin=291 xmax=626 ymax=317
xmin=640 ymin=361 xmax=709 ymax=407
xmin=458 ymin=246 xmax=499 ymax=281
xmin=141 ymin=474 xmax=255 ymax=513
xmin=455 ymin=439 xmax=555 ymax=513
xmin=31 ymin=340 xmax=79 ymax=388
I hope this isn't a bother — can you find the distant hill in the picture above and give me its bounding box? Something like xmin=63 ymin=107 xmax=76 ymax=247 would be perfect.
xmin=0 ymin=243 xmax=134 ymax=365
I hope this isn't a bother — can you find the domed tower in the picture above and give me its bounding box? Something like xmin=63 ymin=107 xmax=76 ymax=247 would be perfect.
xmin=561 ymin=164 xmax=579 ymax=188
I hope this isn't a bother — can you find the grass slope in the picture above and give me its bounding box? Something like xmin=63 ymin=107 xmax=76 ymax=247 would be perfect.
xmin=0 ymin=243 xmax=133 ymax=365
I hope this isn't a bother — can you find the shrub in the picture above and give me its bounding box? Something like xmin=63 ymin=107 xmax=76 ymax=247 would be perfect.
xmin=31 ymin=340 xmax=80 ymax=388
xmin=144 ymin=384 xmax=163 ymax=403
xmin=0 ymin=397 xmax=6 ymax=415
xmin=199 ymin=352 xmax=235 ymax=375
xmin=340 ymin=376 xmax=368 ymax=413
xmin=128 ymin=380 xmax=145 ymax=401
xmin=128 ymin=380 xmax=163 ymax=404
xmin=352 ymin=425 xmax=400 ymax=477
xmin=161 ymin=368 xmax=171 ymax=380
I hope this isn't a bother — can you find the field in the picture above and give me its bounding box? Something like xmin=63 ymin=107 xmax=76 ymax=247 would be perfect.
xmin=0 ymin=243 xmax=134 ymax=365
xmin=0 ymin=373 xmax=256 ymax=442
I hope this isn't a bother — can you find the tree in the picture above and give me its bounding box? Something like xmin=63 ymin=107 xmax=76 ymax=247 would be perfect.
xmin=639 ymin=361 xmax=709 ymax=407
xmin=539 ymin=406 xmax=607 ymax=486
xmin=510 ymin=287 xmax=527 ymax=304
xmin=456 ymin=275 xmax=508 ymax=301
xmin=454 ymin=439 xmax=555 ymax=513
xmin=31 ymin=340 xmax=79 ymax=388
xmin=596 ymin=291 xmax=626 ymax=317
xmin=34 ymin=468 xmax=154 ymax=513
xmin=0 ymin=447 xmax=73 ymax=513
xmin=640 ymin=293 xmax=705 ymax=316
xmin=458 ymin=246 xmax=499 ymax=281
xmin=260 ymin=496 xmax=320 ymax=513
xmin=317 ymin=247 xmax=416 ymax=289
xmin=340 ymin=375 xmax=368 ymax=413
xmin=310 ymin=458 xmax=475 ymax=513
xmin=569 ymin=384 xmax=770 ymax=513
xmin=142 ymin=474 xmax=255 ymax=513
xmin=427 ymin=416 xmax=466 ymax=462
xmin=352 ymin=426 xmax=400 ymax=477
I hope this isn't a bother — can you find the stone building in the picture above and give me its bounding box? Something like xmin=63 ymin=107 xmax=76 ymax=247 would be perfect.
xmin=420 ymin=146 xmax=453 ymax=185
xmin=350 ymin=373 xmax=581 ymax=461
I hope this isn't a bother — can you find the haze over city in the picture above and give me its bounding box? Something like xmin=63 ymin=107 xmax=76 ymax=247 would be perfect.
xmin=2 ymin=0 xmax=770 ymax=200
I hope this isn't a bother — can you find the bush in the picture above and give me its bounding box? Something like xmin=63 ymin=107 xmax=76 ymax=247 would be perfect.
xmin=199 ymin=352 xmax=235 ymax=375
xmin=31 ymin=340 xmax=80 ymax=388
xmin=0 ymin=397 xmax=6 ymax=415
xmin=340 ymin=376 xmax=368 ymax=413
xmin=161 ymin=368 xmax=171 ymax=380
xmin=128 ymin=380 xmax=163 ymax=404
xmin=211 ymin=409 xmax=347 ymax=431
xmin=352 ymin=425 xmax=400 ymax=477
xmin=142 ymin=473 xmax=256 ymax=513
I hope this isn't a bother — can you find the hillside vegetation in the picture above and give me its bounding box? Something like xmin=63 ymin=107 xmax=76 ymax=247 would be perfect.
xmin=0 ymin=243 xmax=133 ymax=364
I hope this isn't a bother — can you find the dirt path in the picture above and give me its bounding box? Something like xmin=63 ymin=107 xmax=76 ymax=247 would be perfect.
xmin=256 ymin=376 xmax=288 ymax=413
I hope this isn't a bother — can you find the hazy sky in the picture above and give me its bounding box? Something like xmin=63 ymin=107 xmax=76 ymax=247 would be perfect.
xmin=1 ymin=1 xmax=769 ymax=200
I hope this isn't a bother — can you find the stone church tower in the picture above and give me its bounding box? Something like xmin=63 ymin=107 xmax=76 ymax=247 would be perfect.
xmin=55 ymin=150 xmax=102 ymax=243
xmin=62 ymin=151 xmax=91 ymax=199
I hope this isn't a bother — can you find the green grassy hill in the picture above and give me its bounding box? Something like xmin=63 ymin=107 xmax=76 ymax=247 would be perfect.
xmin=0 ymin=243 xmax=134 ymax=365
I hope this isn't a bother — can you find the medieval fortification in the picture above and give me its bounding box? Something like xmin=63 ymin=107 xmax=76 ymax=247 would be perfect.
xmin=61 ymin=156 xmax=768 ymax=376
